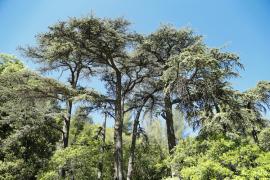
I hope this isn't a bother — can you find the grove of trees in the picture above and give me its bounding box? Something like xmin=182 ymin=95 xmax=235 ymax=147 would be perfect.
xmin=1 ymin=15 xmax=270 ymax=180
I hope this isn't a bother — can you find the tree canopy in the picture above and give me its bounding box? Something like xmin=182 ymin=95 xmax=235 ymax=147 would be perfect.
xmin=1 ymin=15 xmax=270 ymax=180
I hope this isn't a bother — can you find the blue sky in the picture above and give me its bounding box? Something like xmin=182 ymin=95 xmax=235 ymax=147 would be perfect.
xmin=1 ymin=0 xmax=270 ymax=91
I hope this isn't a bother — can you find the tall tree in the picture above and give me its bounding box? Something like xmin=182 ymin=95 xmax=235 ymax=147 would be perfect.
xmin=69 ymin=16 xmax=142 ymax=179
xmin=126 ymin=87 xmax=159 ymax=180
xmin=161 ymin=42 xmax=245 ymax=137
xmin=21 ymin=20 xmax=95 ymax=149
xmin=137 ymin=26 xmax=202 ymax=153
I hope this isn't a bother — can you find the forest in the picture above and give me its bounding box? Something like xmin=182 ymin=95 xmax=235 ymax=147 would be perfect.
xmin=0 ymin=15 xmax=270 ymax=180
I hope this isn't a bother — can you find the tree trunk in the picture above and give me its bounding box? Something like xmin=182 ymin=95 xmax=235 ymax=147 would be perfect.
xmin=164 ymin=92 xmax=176 ymax=153
xmin=63 ymin=100 xmax=72 ymax=148
xmin=60 ymin=100 xmax=73 ymax=178
xmin=98 ymin=112 xmax=107 ymax=180
xmin=252 ymin=127 xmax=259 ymax=143
xmin=114 ymin=71 xmax=124 ymax=180
xmin=164 ymin=92 xmax=177 ymax=178
xmin=127 ymin=108 xmax=143 ymax=180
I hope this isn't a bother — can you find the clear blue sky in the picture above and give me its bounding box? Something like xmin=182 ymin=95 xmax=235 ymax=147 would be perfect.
xmin=1 ymin=0 xmax=270 ymax=91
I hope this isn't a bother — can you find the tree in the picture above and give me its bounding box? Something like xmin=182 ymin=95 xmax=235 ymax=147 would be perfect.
xmin=0 ymin=55 xmax=61 ymax=179
xmin=137 ymin=26 xmax=202 ymax=153
xmin=120 ymin=49 xmax=163 ymax=179
xmin=2 ymin=14 xmax=270 ymax=180
xmin=161 ymin=42 xmax=243 ymax=137
xmin=68 ymin=16 xmax=144 ymax=180
xmin=126 ymin=89 xmax=158 ymax=179
xmin=21 ymin=19 xmax=96 ymax=149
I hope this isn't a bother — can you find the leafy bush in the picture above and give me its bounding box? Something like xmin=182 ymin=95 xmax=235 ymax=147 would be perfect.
xmin=38 ymin=124 xmax=114 ymax=180
xmin=167 ymin=135 xmax=270 ymax=179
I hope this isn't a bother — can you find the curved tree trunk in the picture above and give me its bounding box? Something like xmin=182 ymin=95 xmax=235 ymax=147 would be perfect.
xmin=127 ymin=107 xmax=143 ymax=180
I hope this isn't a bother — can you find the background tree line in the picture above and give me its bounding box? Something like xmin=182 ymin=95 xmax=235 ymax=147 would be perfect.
xmin=0 ymin=15 xmax=270 ymax=179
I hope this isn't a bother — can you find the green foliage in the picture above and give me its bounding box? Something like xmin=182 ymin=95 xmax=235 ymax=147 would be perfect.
xmin=0 ymin=53 xmax=24 ymax=74
xmin=0 ymin=99 xmax=61 ymax=179
xmin=123 ymin=110 xmax=133 ymax=135
xmin=70 ymin=106 xmax=93 ymax=144
xmin=0 ymin=57 xmax=61 ymax=179
xmin=258 ymin=127 xmax=270 ymax=151
xmin=173 ymin=109 xmax=185 ymax=140
xmin=168 ymin=135 xmax=270 ymax=179
xmin=145 ymin=118 xmax=167 ymax=147
xmin=38 ymin=123 xmax=114 ymax=180
xmin=131 ymin=141 xmax=170 ymax=180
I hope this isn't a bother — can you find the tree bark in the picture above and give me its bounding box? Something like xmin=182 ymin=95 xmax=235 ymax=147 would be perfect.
xmin=164 ymin=92 xmax=176 ymax=153
xmin=163 ymin=92 xmax=178 ymax=178
xmin=63 ymin=100 xmax=72 ymax=148
xmin=60 ymin=100 xmax=73 ymax=178
xmin=98 ymin=112 xmax=107 ymax=180
xmin=127 ymin=107 xmax=143 ymax=180
xmin=252 ymin=127 xmax=259 ymax=143
xmin=61 ymin=73 xmax=77 ymax=178
xmin=114 ymin=71 xmax=124 ymax=180
xmin=62 ymin=73 xmax=77 ymax=149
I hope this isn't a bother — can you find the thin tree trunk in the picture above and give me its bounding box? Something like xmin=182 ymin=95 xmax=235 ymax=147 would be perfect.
xmin=98 ymin=112 xmax=107 ymax=180
xmin=60 ymin=100 xmax=73 ymax=178
xmin=63 ymin=100 xmax=73 ymax=148
xmin=60 ymin=73 xmax=77 ymax=178
xmin=252 ymin=127 xmax=259 ymax=143
xmin=114 ymin=71 xmax=124 ymax=180
xmin=62 ymin=73 xmax=77 ymax=148
xmin=127 ymin=107 xmax=143 ymax=180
